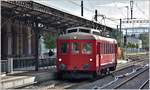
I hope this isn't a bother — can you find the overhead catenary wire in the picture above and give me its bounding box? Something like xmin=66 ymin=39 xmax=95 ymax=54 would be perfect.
xmin=135 ymin=2 xmax=149 ymax=19
xmin=66 ymin=0 xmax=128 ymax=29
xmin=117 ymin=7 xmax=127 ymax=18
xmin=66 ymin=0 xmax=94 ymax=13
xmin=66 ymin=0 xmax=108 ymax=29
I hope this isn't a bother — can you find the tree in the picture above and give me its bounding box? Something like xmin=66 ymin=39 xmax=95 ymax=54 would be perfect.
xmin=127 ymin=42 xmax=132 ymax=48
xmin=42 ymin=32 xmax=58 ymax=49
xmin=132 ymin=43 xmax=137 ymax=48
xmin=127 ymin=42 xmax=136 ymax=48
xmin=109 ymin=29 xmax=122 ymax=47
xmin=135 ymin=44 xmax=139 ymax=49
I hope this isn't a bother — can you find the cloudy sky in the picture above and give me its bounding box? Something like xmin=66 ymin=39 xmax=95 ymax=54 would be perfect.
xmin=33 ymin=0 xmax=149 ymax=28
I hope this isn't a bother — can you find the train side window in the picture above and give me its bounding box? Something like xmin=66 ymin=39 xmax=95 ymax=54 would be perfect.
xmin=109 ymin=44 xmax=111 ymax=53
xmin=110 ymin=44 xmax=112 ymax=53
xmin=104 ymin=43 xmax=106 ymax=54
xmin=108 ymin=44 xmax=110 ymax=54
xmin=108 ymin=44 xmax=110 ymax=53
xmin=105 ymin=43 xmax=106 ymax=54
xmin=107 ymin=43 xmax=109 ymax=54
xmin=104 ymin=42 xmax=106 ymax=54
xmin=108 ymin=44 xmax=109 ymax=54
xmin=82 ymin=43 xmax=92 ymax=54
xmin=102 ymin=43 xmax=103 ymax=54
xmin=60 ymin=42 xmax=69 ymax=53
xmin=100 ymin=43 xmax=103 ymax=54
xmin=106 ymin=43 xmax=107 ymax=54
xmin=107 ymin=43 xmax=108 ymax=54
xmin=112 ymin=44 xmax=113 ymax=53
xmin=102 ymin=43 xmax=105 ymax=54
xmin=72 ymin=42 xmax=79 ymax=54
xmin=112 ymin=44 xmax=114 ymax=53
xmin=103 ymin=43 xmax=104 ymax=54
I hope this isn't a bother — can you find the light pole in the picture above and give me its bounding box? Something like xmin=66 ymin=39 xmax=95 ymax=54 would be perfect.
xmin=125 ymin=6 xmax=129 ymax=20
xmin=81 ymin=0 xmax=83 ymax=16
xmin=130 ymin=0 xmax=133 ymax=19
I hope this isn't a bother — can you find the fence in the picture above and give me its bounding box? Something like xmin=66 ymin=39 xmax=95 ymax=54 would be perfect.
xmin=1 ymin=60 xmax=8 ymax=73
xmin=1 ymin=56 xmax=56 ymax=73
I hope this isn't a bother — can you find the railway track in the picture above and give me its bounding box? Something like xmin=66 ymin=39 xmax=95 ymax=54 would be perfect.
xmin=114 ymin=66 xmax=149 ymax=89
xmin=66 ymin=59 xmax=148 ymax=89
xmin=139 ymin=79 xmax=149 ymax=89
xmin=99 ymin=64 xmax=149 ymax=89
xmin=20 ymin=55 xmax=149 ymax=89
xmin=70 ymin=57 xmax=148 ymax=89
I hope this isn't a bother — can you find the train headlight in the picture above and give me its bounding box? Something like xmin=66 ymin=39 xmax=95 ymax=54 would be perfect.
xmin=90 ymin=58 xmax=93 ymax=61
xmin=58 ymin=58 xmax=62 ymax=62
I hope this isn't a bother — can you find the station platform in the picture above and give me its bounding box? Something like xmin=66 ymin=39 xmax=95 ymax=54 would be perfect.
xmin=1 ymin=66 xmax=56 ymax=89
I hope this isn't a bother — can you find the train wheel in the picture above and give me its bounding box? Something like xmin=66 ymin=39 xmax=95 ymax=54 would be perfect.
xmin=91 ymin=72 xmax=97 ymax=79
xmin=106 ymin=68 xmax=110 ymax=75
xmin=101 ymin=68 xmax=110 ymax=75
xmin=109 ymin=66 xmax=116 ymax=71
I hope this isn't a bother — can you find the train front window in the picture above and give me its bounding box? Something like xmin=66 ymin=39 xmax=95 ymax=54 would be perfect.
xmin=72 ymin=42 xmax=79 ymax=54
xmin=82 ymin=43 xmax=92 ymax=54
xmin=60 ymin=42 xmax=69 ymax=53
xmin=79 ymin=29 xmax=90 ymax=33
xmin=67 ymin=29 xmax=77 ymax=33
xmin=93 ymin=31 xmax=100 ymax=35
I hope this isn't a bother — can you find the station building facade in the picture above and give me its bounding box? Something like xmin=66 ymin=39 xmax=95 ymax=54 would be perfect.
xmin=1 ymin=18 xmax=36 ymax=59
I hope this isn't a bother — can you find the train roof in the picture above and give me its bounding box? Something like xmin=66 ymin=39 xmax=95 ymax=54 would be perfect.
xmin=66 ymin=26 xmax=91 ymax=31
xmin=58 ymin=32 xmax=117 ymax=44
xmin=66 ymin=26 xmax=101 ymax=35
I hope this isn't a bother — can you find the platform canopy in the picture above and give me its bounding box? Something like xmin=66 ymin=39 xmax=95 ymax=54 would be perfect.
xmin=1 ymin=1 xmax=114 ymax=33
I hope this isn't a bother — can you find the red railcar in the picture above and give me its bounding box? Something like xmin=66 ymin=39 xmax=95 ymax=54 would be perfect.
xmin=56 ymin=27 xmax=118 ymax=78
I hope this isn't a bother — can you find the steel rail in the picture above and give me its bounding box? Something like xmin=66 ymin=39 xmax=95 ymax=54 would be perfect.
xmin=114 ymin=67 xmax=149 ymax=89
xmin=63 ymin=58 xmax=148 ymax=89
xmin=139 ymin=79 xmax=149 ymax=89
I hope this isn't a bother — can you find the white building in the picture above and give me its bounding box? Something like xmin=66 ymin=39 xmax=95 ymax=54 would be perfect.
xmin=127 ymin=37 xmax=142 ymax=48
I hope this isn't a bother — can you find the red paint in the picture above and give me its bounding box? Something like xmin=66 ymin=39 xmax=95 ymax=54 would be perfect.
xmin=56 ymin=34 xmax=118 ymax=75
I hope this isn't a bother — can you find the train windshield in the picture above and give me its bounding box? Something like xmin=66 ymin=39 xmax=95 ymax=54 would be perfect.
xmin=60 ymin=42 xmax=69 ymax=53
xmin=82 ymin=43 xmax=92 ymax=54
xmin=72 ymin=42 xmax=79 ymax=54
xmin=79 ymin=29 xmax=90 ymax=33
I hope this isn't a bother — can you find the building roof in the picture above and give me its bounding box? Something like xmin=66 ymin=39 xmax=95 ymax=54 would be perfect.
xmin=1 ymin=1 xmax=114 ymax=32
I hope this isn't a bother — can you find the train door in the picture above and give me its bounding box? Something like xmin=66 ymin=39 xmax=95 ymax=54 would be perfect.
xmin=96 ymin=42 xmax=100 ymax=74
xmin=115 ymin=44 xmax=118 ymax=63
